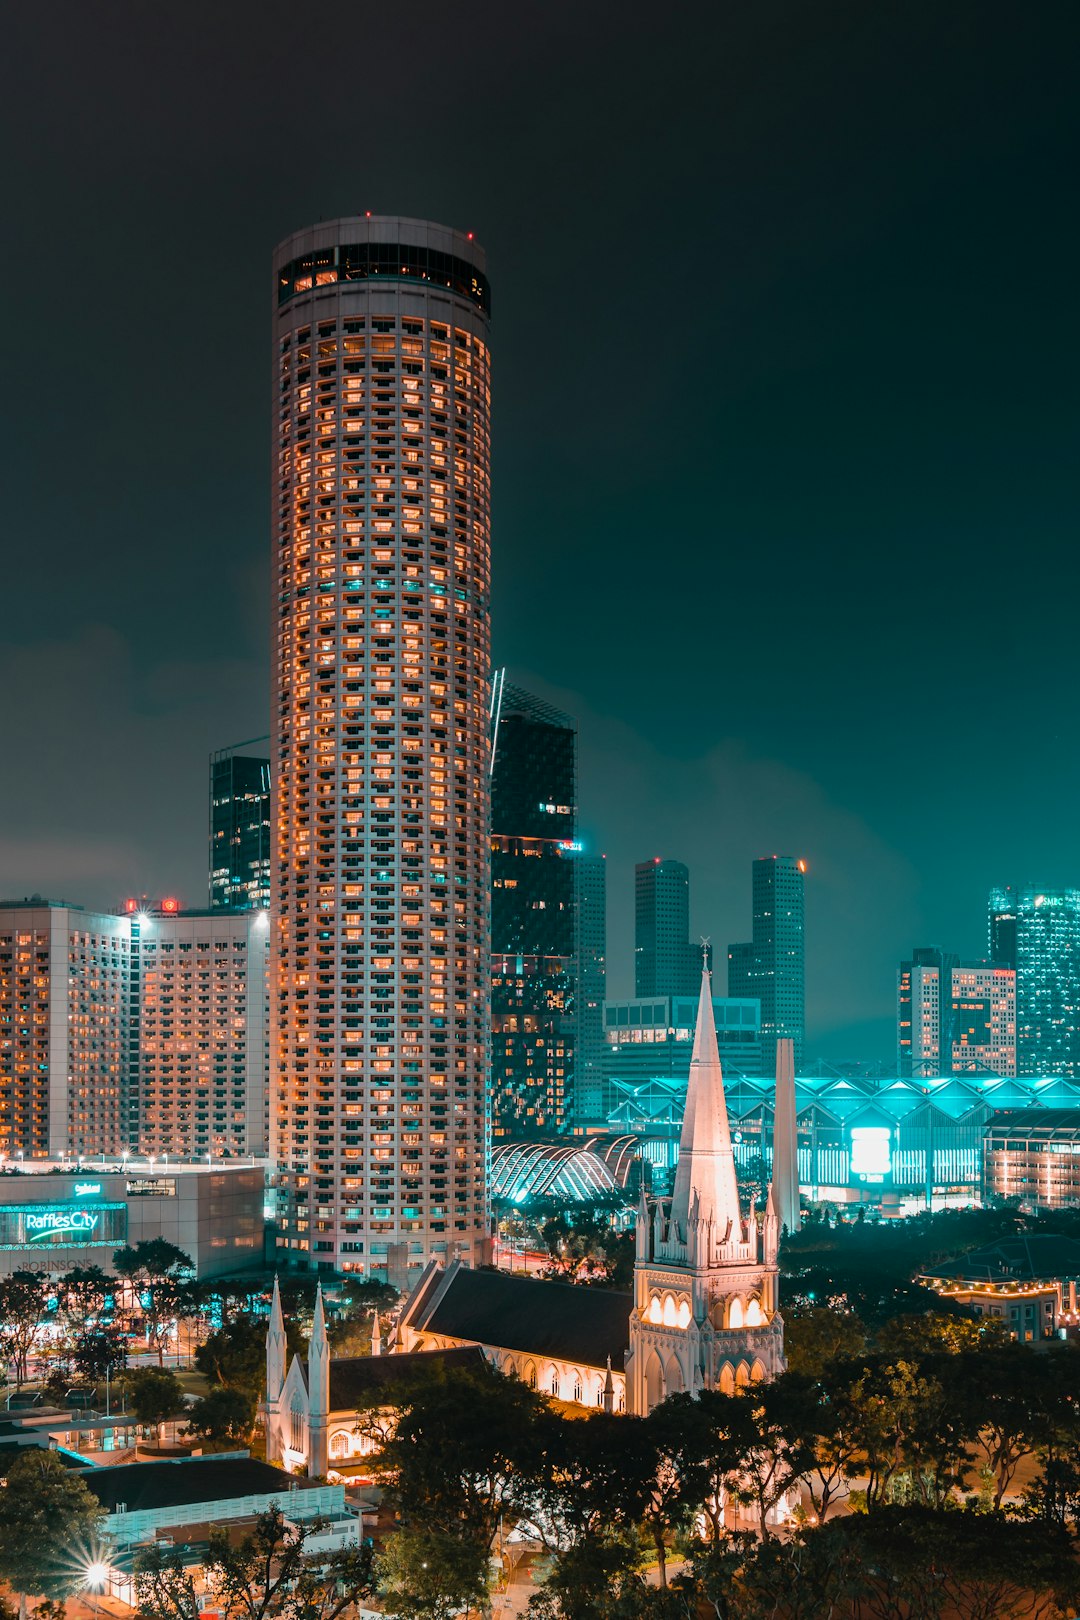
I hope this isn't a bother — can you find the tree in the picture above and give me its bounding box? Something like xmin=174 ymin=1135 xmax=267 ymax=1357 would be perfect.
xmin=0 ymin=1270 xmax=50 ymax=1387
xmin=195 ymin=1313 xmax=275 ymax=1394
xmin=56 ymin=1265 xmax=113 ymax=1336
xmin=875 ymin=1310 xmax=1003 ymax=1357
xmin=0 ymin=1449 xmax=106 ymax=1619
xmin=202 ymin=1507 xmax=377 ymax=1620
xmin=727 ymin=1380 xmax=815 ymax=1537
xmin=133 ymin=1545 xmax=200 ymax=1620
xmin=377 ymin=1526 xmax=489 ymax=1620
xmin=783 ymin=1303 xmax=866 ymax=1377
xmin=71 ymin=1324 xmax=128 ymax=1385
xmin=123 ymin=1366 xmax=185 ymax=1441
xmin=369 ymin=1359 xmax=546 ymax=1555
xmin=185 ymin=1385 xmax=257 ymax=1444
xmin=113 ymin=1239 xmax=195 ymax=1364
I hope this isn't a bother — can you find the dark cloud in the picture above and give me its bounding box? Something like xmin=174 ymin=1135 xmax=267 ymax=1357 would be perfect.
xmin=2 ymin=0 xmax=1079 ymax=1056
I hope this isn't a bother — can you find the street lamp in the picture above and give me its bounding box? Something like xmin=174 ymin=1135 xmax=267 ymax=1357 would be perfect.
xmin=84 ymin=1559 xmax=110 ymax=1620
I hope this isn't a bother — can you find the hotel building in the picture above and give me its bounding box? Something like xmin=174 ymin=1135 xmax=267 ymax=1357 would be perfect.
xmin=271 ymin=216 xmax=491 ymax=1279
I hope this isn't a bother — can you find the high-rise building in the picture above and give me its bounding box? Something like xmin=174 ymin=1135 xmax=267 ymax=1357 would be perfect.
xmin=897 ymin=945 xmax=1015 ymax=1077
xmin=989 ymin=886 xmax=1018 ymax=970
xmin=210 ymin=744 xmax=271 ymax=911
xmin=0 ymin=899 xmax=131 ymax=1159
xmin=271 ymin=217 xmax=492 ymax=1279
xmin=728 ymin=856 xmax=806 ymax=1071
xmin=1015 ymin=889 xmax=1080 ymax=1077
xmin=128 ymin=906 xmax=270 ymax=1159
xmin=634 ymin=860 xmax=702 ymax=998
xmin=489 ymin=682 xmax=607 ymax=1137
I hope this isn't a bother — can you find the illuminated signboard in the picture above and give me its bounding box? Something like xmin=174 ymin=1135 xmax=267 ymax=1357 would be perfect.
xmin=75 ymin=1182 xmax=102 ymax=1197
xmin=0 ymin=1204 xmax=127 ymax=1251
xmin=850 ymin=1126 xmax=893 ymax=1185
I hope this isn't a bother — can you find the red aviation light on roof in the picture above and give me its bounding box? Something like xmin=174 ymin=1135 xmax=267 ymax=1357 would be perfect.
xmin=123 ymin=898 xmax=138 ymax=914
xmin=160 ymin=897 xmax=179 ymax=914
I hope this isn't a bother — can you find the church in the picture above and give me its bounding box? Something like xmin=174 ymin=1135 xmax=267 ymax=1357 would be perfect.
xmin=265 ymin=963 xmax=795 ymax=1476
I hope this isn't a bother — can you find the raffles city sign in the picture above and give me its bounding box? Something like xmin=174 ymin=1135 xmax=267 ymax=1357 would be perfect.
xmin=0 ymin=1202 xmax=127 ymax=1250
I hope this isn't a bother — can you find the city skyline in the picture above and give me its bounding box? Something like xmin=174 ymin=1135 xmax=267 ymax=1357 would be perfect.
xmin=3 ymin=3 xmax=1079 ymax=1058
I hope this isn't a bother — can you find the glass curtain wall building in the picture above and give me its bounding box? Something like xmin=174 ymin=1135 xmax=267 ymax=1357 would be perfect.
xmin=634 ymin=859 xmax=702 ymax=998
xmin=210 ymin=744 xmax=271 ymax=911
xmin=1015 ymin=889 xmax=1080 ymax=1077
xmin=271 ymin=217 xmax=492 ymax=1280
xmin=728 ymin=856 xmax=806 ymax=1072
xmin=490 ymin=683 xmax=577 ymax=1138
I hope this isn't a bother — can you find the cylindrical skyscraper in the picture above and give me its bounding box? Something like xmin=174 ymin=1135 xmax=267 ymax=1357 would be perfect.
xmin=270 ymin=217 xmax=491 ymax=1280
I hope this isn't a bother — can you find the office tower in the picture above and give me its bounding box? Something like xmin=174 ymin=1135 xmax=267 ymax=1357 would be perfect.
xmin=210 ymin=744 xmax=272 ymax=911
xmin=571 ymin=852 xmax=607 ymax=1122
xmin=271 ymin=217 xmax=491 ymax=1278
xmin=603 ymin=992 xmax=763 ymax=1110
xmin=0 ymin=899 xmax=130 ymax=1159
xmin=490 ymin=683 xmax=577 ymax=1138
xmin=989 ymin=886 xmax=1018 ymax=969
xmin=634 ymin=860 xmax=702 ymax=998
xmin=728 ymin=856 xmax=806 ymax=1072
xmin=1015 ymin=889 xmax=1080 ymax=1076
xmin=897 ymin=945 xmax=1015 ymax=1077
xmin=128 ymin=905 xmax=270 ymax=1159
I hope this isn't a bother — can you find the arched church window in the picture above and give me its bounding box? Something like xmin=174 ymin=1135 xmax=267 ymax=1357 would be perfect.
xmin=550 ymin=1371 xmax=560 ymax=1398
xmin=662 ymin=1294 xmax=678 ymax=1327
xmin=647 ymin=1295 xmax=663 ymax=1324
xmin=746 ymin=1298 xmax=765 ymax=1327
xmin=728 ymin=1298 xmax=744 ymax=1329
xmin=676 ymin=1298 xmax=691 ymax=1328
xmin=573 ymin=1377 xmax=583 ymax=1403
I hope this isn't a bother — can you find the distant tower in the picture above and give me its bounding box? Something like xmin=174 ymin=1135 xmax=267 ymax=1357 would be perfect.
xmin=988 ymin=887 xmax=1018 ymax=970
xmin=307 ymin=1282 xmax=329 ymax=1478
xmin=626 ymin=961 xmax=784 ymax=1414
xmin=635 ymin=860 xmax=703 ymax=998
xmin=772 ymin=1039 xmax=800 ymax=1235
xmin=209 ymin=744 xmax=271 ymax=911
xmin=264 ymin=1275 xmax=287 ymax=1464
xmin=728 ymin=856 xmax=805 ymax=1071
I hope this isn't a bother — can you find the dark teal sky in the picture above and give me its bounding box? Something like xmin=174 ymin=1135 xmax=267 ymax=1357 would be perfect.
xmin=1 ymin=1 xmax=1078 ymax=1056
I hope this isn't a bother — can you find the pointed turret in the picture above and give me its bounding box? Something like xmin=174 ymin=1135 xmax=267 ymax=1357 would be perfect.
xmin=669 ymin=959 xmax=742 ymax=1243
xmin=266 ymin=1274 xmax=287 ymax=1404
xmin=307 ymin=1282 xmax=330 ymax=1478
xmin=370 ymin=1309 xmax=382 ymax=1357
xmin=772 ymin=1037 xmax=801 ymax=1235
xmin=603 ymin=1355 xmax=614 ymax=1414
xmin=635 ymin=1178 xmax=651 ymax=1261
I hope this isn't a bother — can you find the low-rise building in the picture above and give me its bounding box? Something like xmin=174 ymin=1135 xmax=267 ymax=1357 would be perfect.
xmin=919 ymin=1234 xmax=1080 ymax=1341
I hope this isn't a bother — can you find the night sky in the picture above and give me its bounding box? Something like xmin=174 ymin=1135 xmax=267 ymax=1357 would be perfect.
xmin=3 ymin=2 xmax=1078 ymax=1057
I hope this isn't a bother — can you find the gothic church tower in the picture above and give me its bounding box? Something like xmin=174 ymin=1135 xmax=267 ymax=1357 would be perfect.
xmin=626 ymin=960 xmax=785 ymax=1414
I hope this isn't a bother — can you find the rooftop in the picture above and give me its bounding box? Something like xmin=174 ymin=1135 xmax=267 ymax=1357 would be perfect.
xmin=921 ymin=1234 xmax=1080 ymax=1284
xmin=82 ymin=1455 xmax=311 ymax=1515
xmin=413 ymin=1267 xmax=632 ymax=1369
xmin=303 ymin=1344 xmax=487 ymax=1411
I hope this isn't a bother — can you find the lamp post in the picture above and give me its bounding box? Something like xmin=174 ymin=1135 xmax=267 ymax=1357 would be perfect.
xmin=84 ymin=1560 xmax=110 ymax=1620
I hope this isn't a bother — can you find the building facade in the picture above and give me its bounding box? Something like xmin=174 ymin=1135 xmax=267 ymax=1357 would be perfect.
xmin=571 ymin=852 xmax=607 ymax=1123
xmin=129 ymin=908 xmax=269 ymax=1158
xmin=602 ymin=994 xmax=764 ymax=1119
xmin=0 ymin=1163 xmax=263 ymax=1279
xmin=728 ymin=856 xmax=805 ymax=1072
xmin=897 ymin=946 xmax=1015 ymax=1077
xmin=210 ymin=744 xmax=271 ymax=911
xmin=0 ymin=900 xmax=131 ymax=1160
xmin=634 ymin=860 xmax=701 ymax=999
xmin=1015 ymin=889 xmax=1080 ymax=1077
xmin=490 ymin=684 xmax=576 ymax=1138
xmin=983 ymin=1108 xmax=1080 ymax=1208
xmin=271 ymin=217 xmax=491 ymax=1279
xmin=988 ymin=886 xmax=1018 ymax=969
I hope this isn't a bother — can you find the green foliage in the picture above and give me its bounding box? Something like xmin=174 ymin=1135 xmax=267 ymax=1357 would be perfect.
xmin=122 ymin=1366 xmax=185 ymax=1433
xmin=0 ymin=1449 xmax=106 ymax=1604
xmin=194 ymin=1312 xmax=282 ymax=1394
xmin=113 ymin=1239 xmax=197 ymax=1365
xmin=377 ymin=1526 xmax=489 ymax=1620
xmin=370 ymin=1357 xmax=546 ymax=1553
xmin=536 ymin=1206 xmax=635 ymax=1289
xmin=185 ymin=1384 xmax=257 ymax=1443
xmin=71 ymin=1324 xmax=128 ymax=1383
xmin=782 ymin=1301 xmax=866 ymax=1375
xmin=55 ymin=1266 xmax=113 ymax=1334
xmin=0 ymin=1270 xmax=50 ymax=1386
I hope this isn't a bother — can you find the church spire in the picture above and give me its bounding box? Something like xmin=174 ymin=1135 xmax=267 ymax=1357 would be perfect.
xmin=669 ymin=954 xmax=742 ymax=1240
xmin=266 ymin=1273 xmax=287 ymax=1405
xmin=307 ymin=1281 xmax=330 ymax=1478
xmin=772 ymin=1037 xmax=801 ymax=1235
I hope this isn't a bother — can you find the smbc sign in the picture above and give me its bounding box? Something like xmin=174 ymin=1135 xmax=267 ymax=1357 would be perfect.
xmin=0 ymin=1203 xmax=127 ymax=1249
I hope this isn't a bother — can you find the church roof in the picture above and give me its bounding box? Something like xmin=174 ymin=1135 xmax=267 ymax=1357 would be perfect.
xmin=302 ymin=1345 xmax=486 ymax=1412
xmin=411 ymin=1266 xmax=632 ymax=1369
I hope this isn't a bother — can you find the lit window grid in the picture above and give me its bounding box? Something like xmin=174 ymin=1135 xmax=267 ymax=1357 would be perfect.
xmin=270 ymin=231 xmax=491 ymax=1273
